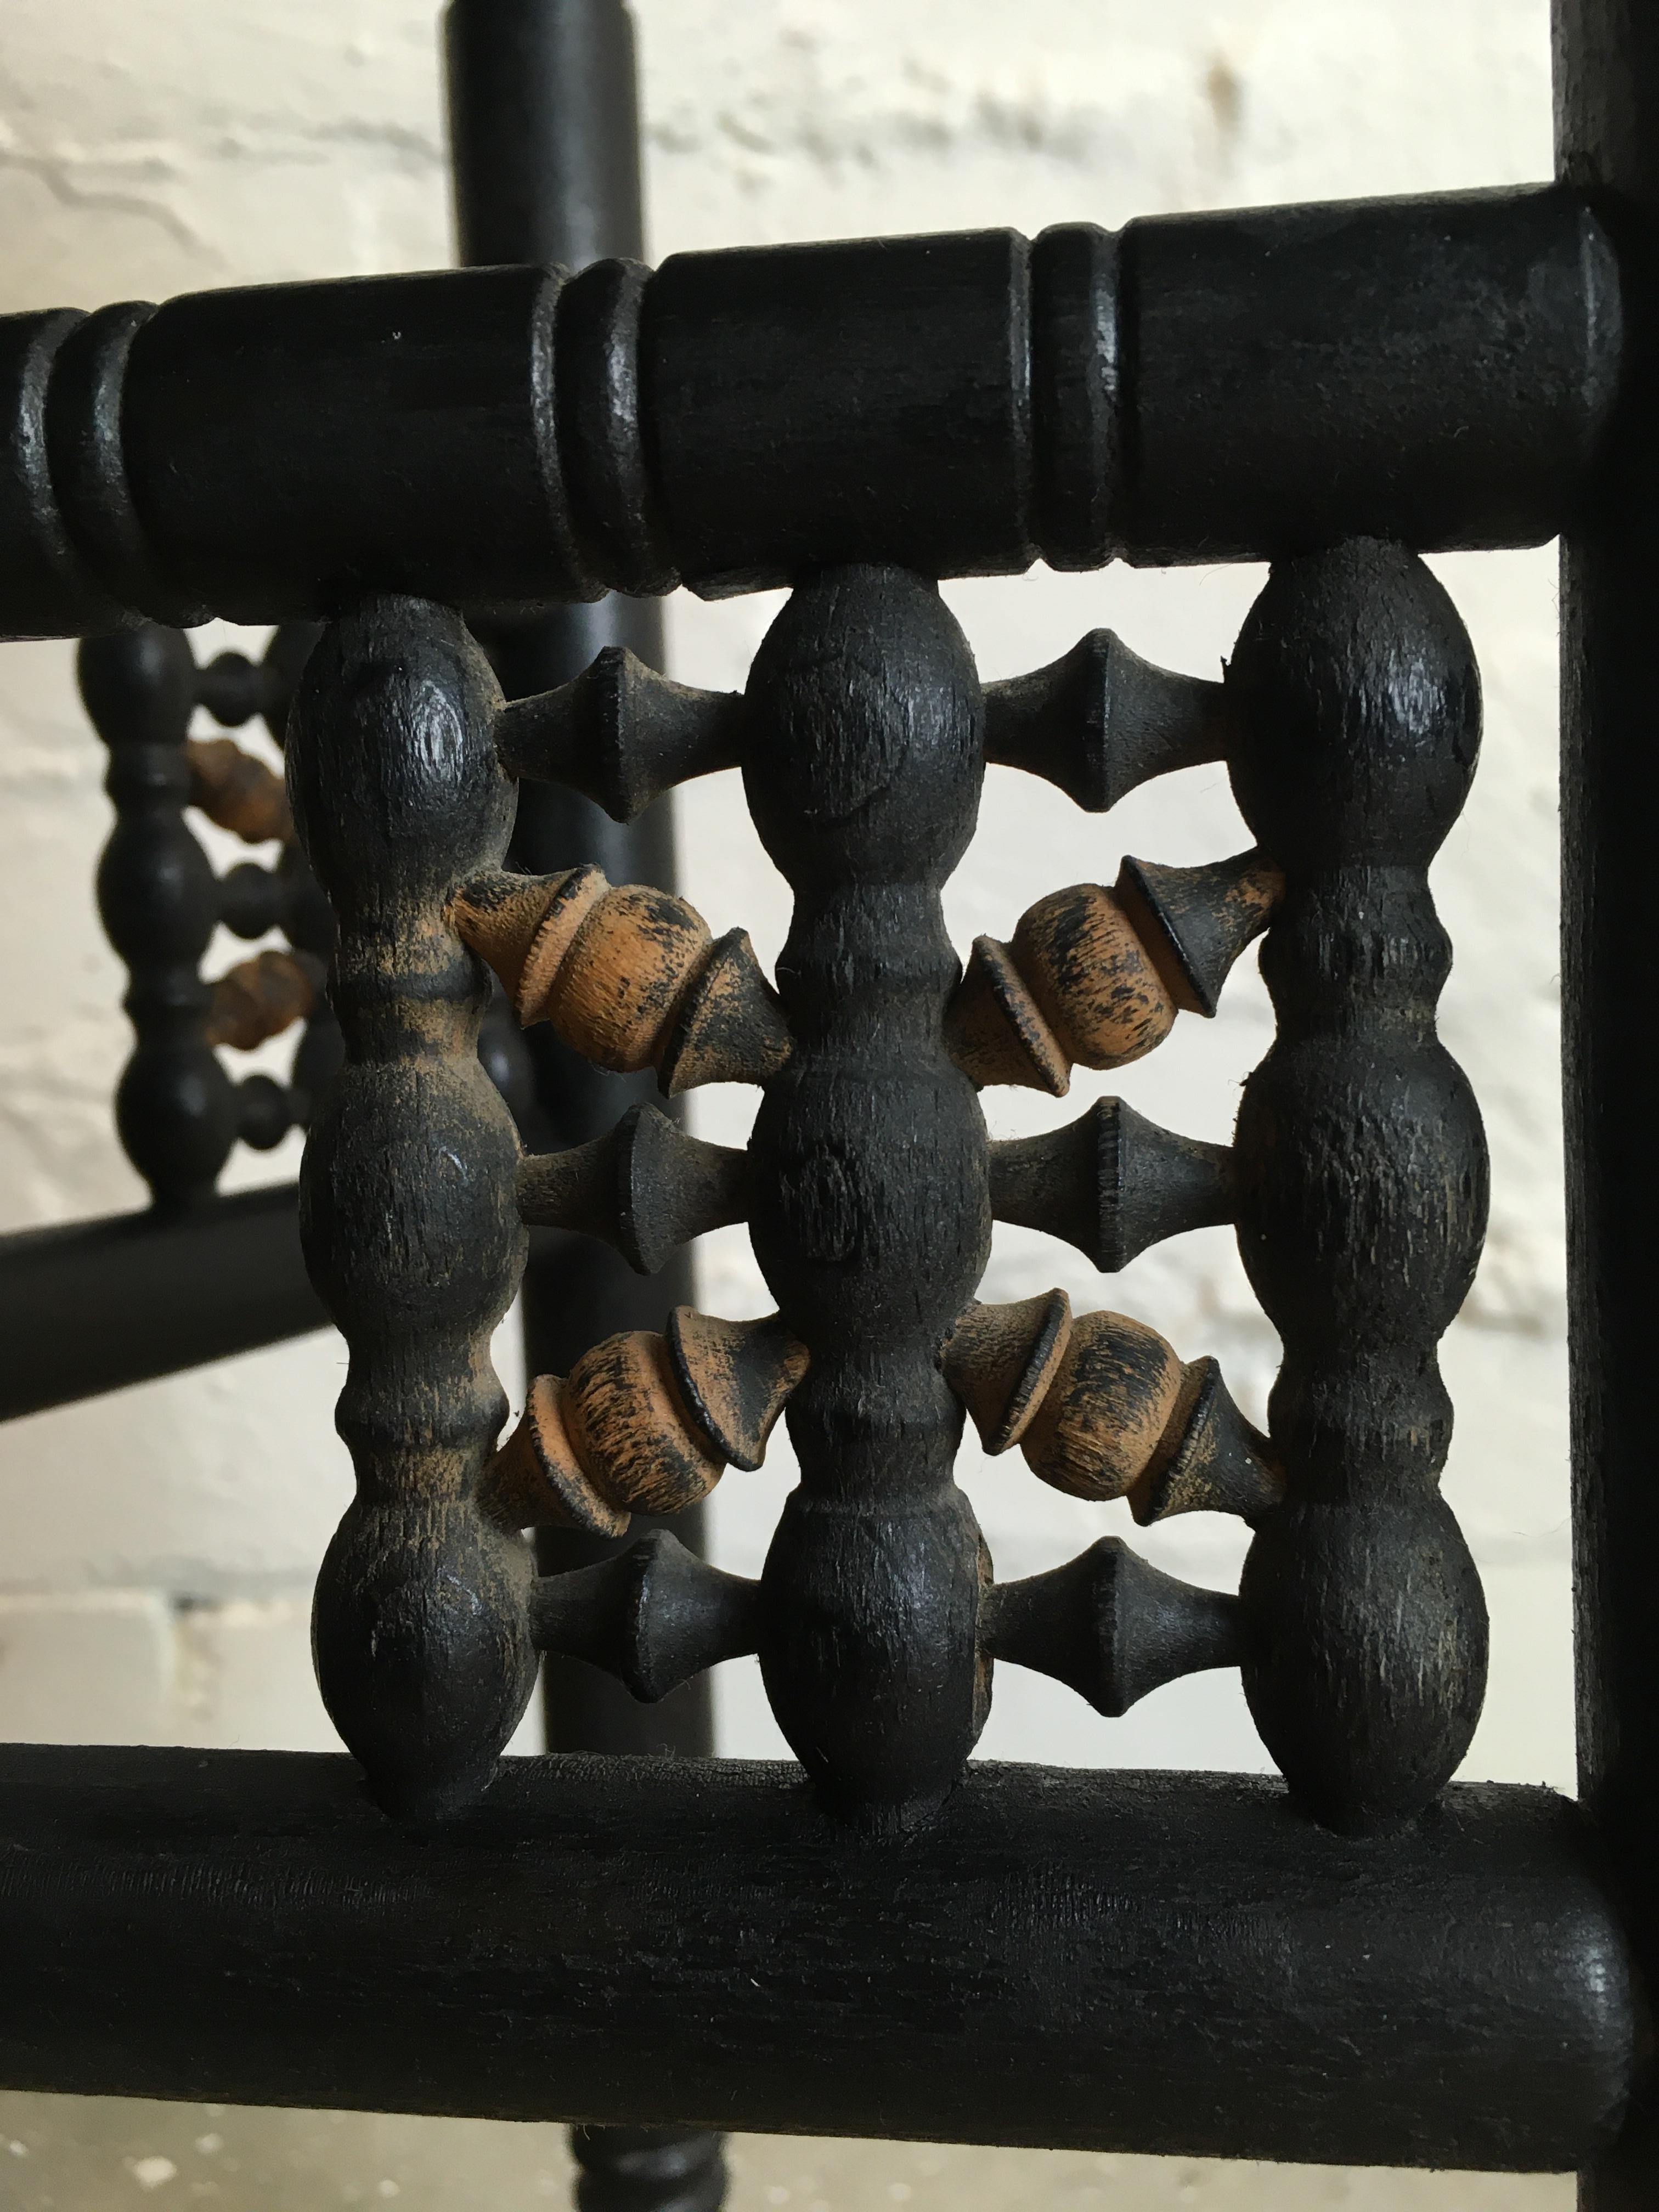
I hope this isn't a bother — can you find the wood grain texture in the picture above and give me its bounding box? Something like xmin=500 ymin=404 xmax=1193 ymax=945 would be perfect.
xmin=743 ymin=566 xmax=991 ymax=1824
xmin=1227 ymin=539 xmax=1491 ymax=1833
xmin=946 ymin=851 xmax=1278 ymax=1093
xmin=0 ymin=1744 xmax=1635 ymax=2172
xmin=289 ymin=596 xmax=537 ymax=1821
xmin=0 ymin=190 xmax=1617 ymax=638
xmin=483 ymin=1311 xmax=806 ymax=1534
xmin=453 ymin=864 xmax=790 ymax=1091
xmin=943 ymin=1292 xmax=1280 ymax=1524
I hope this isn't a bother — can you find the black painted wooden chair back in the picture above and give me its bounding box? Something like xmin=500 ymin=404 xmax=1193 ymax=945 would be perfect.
xmin=0 ymin=5 xmax=1652 ymax=2207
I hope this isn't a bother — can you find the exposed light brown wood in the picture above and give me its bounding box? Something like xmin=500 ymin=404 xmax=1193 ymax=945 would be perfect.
xmin=481 ymin=1306 xmax=808 ymax=1535
xmin=943 ymin=1293 xmax=1281 ymax=1523
xmin=204 ymin=949 xmax=320 ymax=1051
xmin=946 ymin=850 xmax=1282 ymax=1093
xmin=185 ymin=736 xmax=295 ymax=844
xmin=451 ymin=866 xmax=792 ymax=1090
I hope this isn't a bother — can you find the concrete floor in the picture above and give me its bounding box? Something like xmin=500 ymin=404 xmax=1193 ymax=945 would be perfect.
xmin=0 ymin=2096 xmax=1575 ymax=2210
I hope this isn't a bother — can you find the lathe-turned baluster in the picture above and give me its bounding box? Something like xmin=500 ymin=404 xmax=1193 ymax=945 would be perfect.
xmin=289 ymin=596 xmax=537 ymax=1820
xmin=1227 ymin=538 xmax=1490 ymax=1832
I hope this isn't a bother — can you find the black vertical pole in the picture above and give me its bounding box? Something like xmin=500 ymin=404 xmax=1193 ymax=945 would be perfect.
xmin=1554 ymin=3 xmax=1659 ymax=2204
xmin=444 ymin=8 xmax=726 ymax=2210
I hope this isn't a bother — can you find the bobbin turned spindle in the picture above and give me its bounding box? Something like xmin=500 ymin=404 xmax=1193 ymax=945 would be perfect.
xmin=452 ymin=865 xmax=791 ymax=1092
xmin=944 ymin=1291 xmax=1281 ymax=1524
xmin=989 ymin=1096 xmax=1234 ymax=1271
xmin=483 ymin=1308 xmax=807 ymax=1537
xmin=289 ymin=596 xmax=537 ymax=1821
xmin=1226 ymin=538 xmax=1490 ymax=1833
xmin=946 ymin=849 xmax=1282 ymax=1093
xmin=517 ymin=1102 xmax=750 ymax=1274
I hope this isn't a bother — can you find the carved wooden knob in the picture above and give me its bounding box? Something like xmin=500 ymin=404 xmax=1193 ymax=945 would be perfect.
xmin=984 ymin=628 xmax=1229 ymax=812
xmin=483 ymin=1308 xmax=809 ymax=1537
xmin=945 ymin=848 xmax=1283 ymax=1093
xmin=451 ymin=865 xmax=792 ymax=1092
xmin=943 ymin=1290 xmax=1281 ymax=1523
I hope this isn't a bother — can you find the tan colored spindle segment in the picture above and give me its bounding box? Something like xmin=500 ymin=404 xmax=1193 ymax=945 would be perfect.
xmin=947 ymin=854 xmax=1284 ymax=1095
xmin=943 ymin=1290 xmax=1282 ymax=1524
xmin=185 ymin=736 xmax=294 ymax=844
xmin=450 ymin=865 xmax=792 ymax=1092
xmin=204 ymin=947 xmax=319 ymax=1051
xmin=482 ymin=1308 xmax=809 ymax=1537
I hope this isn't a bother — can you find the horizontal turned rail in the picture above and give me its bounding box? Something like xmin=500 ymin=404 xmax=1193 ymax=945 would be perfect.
xmin=0 ymin=1745 xmax=1634 ymax=2171
xmin=0 ymin=185 xmax=1618 ymax=637
xmin=0 ymin=1186 xmax=326 ymax=1420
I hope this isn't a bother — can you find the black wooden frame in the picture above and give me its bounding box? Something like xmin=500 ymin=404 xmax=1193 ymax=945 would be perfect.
xmin=0 ymin=1 xmax=1651 ymax=2199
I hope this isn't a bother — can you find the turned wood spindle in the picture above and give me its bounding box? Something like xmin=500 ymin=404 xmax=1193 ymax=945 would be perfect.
xmin=483 ymin=1308 xmax=807 ymax=1538
xmin=984 ymin=627 xmax=1231 ymax=812
xmin=983 ymin=1537 xmax=1243 ymax=1716
xmin=451 ymin=865 xmax=791 ymax=1093
xmin=946 ymin=848 xmax=1282 ymax=1094
xmin=989 ymin=1095 xmax=1234 ymax=1271
xmin=1226 ymin=539 xmax=1490 ymax=1833
xmin=289 ymin=596 xmax=537 ymax=1821
xmin=517 ymin=1102 xmax=750 ymax=1276
xmin=944 ymin=1291 xmax=1281 ymax=1525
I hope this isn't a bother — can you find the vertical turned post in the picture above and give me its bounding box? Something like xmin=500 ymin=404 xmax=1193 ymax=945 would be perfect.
xmin=289 ymin=596 xmax=537 ymax=1821
xmin=445 ymin=0 xmax=714 ymax=1771
xmin=1556 ymin=3 xmax=1659 ymax=2200
xmin=746 ymin=565 xmax=990 ymax=1826
xmin=84 ymin=625 xmax=240 ymax=1205
xmin=1226 ymin=539 xmax=1489 ymax=1832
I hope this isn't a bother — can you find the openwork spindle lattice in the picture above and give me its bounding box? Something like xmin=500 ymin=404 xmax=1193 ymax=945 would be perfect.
xmin=286 ymin=533 xmax=1487 ymax=1835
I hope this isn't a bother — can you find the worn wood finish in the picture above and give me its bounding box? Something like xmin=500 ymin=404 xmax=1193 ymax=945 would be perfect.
xmin=483 ymin=1310 xmax=807 ymax=1535
xmin=0 ymin=1744 xmax=1635 ymax=2172
xmin=946 ymin=852 xmax=1280 ymax=1093
xmin=943 ymin=1292 xmax=1280 ymax=1523
xmin=1554 ymin=1 xmax=1659 ymax=2198
xmin=454 ymin=865 xmax=791 ymax=1092
xmin=989 ymin=1096 xmax=1234 ymax=1270
xmin=80 ymin=622 xmax=325 ymax=1201
xmin=0 ymin=188 xmax=1618 ymax=640
xmin=739 ymin=566 xmax=991 ymax=1825
xmin=290 ymin=596 xmax=537 ymax=1821
xmin=1226 ymin=540 xmax=1491 ymax=1833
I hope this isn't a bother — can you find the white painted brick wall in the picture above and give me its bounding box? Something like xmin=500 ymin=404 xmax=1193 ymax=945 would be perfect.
xmin=0 ymin=4 xmax=1573 ymax=2200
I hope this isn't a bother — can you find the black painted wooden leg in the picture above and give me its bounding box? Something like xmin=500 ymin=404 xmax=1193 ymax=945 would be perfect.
xmin=446 ymin=14 xmax=726 ymax=2206
xmin=1555 ymin=2 xmax=1659 ymax=2202
xmin=569 ymin=2127 xmax=727 ymax=2212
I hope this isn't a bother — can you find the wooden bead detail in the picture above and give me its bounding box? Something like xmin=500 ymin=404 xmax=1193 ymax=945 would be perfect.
xmin=288 ymin=596 xmax=536 ymax=1822
xmin=528 ymin=1531 xmax=760 ymax=1704
xmin=945 ymin=849 xmax=1282 ymax=1094
xmin=989 ymin=1096 xmax=1233 ymax=1271
xmin=983 ymin=1536 xmax=1242 ymax=1716
xmin=450 ymin=865 xmax=792 ymax=1092
xmin=496 ymin=644 xmax=744 ymax=823
xmin=482 ymin=1308 xmax=808 ymax=1537
xmin=185 ymin=735 xmax=293 ymax=844
xmin=1227 ymin=539 xmax=1491 ymax=1833
xmin=204 ymin=948 xmax=321 ymax=1052
xmin=984 ymin=628 xmax=1230 ymax=812
xmin=517 ymin=1101 xmax=749 ymax=1275
xmin=943 ymin=1291 xmax=1282 ymax=1525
